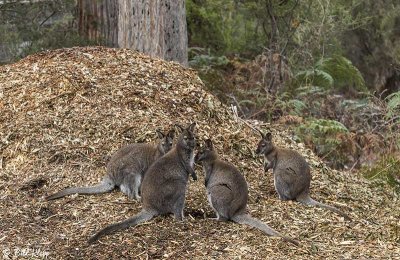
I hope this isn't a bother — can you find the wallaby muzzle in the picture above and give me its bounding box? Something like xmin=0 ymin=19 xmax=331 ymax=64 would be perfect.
xmin=255 ymin=147 xmax=262 ymax=155
xmin=194 ymin=152 xmax=203 ymax=162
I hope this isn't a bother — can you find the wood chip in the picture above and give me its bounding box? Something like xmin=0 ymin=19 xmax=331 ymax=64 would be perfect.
xmin=0 ymin=47 xmax=399 ymax=259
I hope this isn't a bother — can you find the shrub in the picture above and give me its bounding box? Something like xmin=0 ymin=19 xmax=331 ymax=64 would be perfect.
xmin=295 ymin=119 xmax=353 ymax=169
xmin=293 ymin=55 xmax=366 ymax=93
xmin=362 ymin=156 xmax=400 ymax=194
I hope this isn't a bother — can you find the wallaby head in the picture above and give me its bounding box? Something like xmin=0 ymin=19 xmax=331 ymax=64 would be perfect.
xmin=156 ymin=129 xmax=175 ymax=154
xmin=255 ymin=132 xmax=274 ymax=155
xmin=195 ymin=139 xmax=217 ymax=163
xmin=175 ymin=122 xmax=196 ymax=150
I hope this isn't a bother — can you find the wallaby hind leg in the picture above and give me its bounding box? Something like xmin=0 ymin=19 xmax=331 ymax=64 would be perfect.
xmin=120 ymin=173 xmax=141 ymax=200
xmin=173 ymin=194 xmax=186 ymax=221
xmin=278 ymin=193 xmax=290 ymax=201
xmin=211 ymin=214 xmax=228 ymax=222
xmin=134 ymin=174 xmax=142 ymax=200
xmin=208 ymin=185 xmax=234 ymax=220
xmin=274 ymin=176 xmax=294 ymax=201
xmin=206 ymin=191 xmax=226 ymax=221
xmin=120 ymin=183 xmax=134 ymax=199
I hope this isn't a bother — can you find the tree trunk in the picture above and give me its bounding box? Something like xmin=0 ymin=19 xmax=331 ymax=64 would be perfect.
xmin=77 ymin=0 xmax=188 ymax=66
xmin=77 ymin=0 xmax=119 ymax=46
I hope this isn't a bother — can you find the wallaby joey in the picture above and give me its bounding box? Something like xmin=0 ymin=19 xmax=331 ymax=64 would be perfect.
xmin=256 ymin=132 xmax=351 ymax=220
xmin=46 ymin=129 xmax=175 ymax=201
xmin=195 ymin=139 xmax=299 ymax=246
xmin=88 ymin=123 xmax=197 ymax=243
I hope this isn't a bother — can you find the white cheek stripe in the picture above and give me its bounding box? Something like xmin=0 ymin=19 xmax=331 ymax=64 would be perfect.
xmin=264 ymin=155 xmax=271 ymax=166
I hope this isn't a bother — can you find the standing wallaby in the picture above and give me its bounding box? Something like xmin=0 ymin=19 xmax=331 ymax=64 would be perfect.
xmin=88 ymin=123 xmax=197 ymax=243
xmin=46 ymin=129 xmax=175 ymax=201
xmin=195 ymin=139 xmax=299 ymax=246
xmin=256 ymin=132 xmax=351 ymax=220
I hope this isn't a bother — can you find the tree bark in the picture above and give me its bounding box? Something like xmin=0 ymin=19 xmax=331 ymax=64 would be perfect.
xmin=77 ymin=0 xmax=119 ymax=46
xmin=77 ymin=0 xmax=188 ymax=66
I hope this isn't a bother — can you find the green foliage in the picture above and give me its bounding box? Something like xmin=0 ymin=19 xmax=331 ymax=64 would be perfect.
xmin=385 ymin=91 xmax=400 ymax=118
xmin=363 ymin=156 xmax=400 ymax=194
xmin=290 ymin=0 xmax=368 ymax=67
xmin=293 ymin=55 xmax=366 ymax=92
xmin=295 ymin=69 xmax=334 ymax=89
xmin=0 ymin=0 xmax=94 ymax=63
xmin=188 ymin=48 xmax=230 ymax=68
xmin=186 ymin=0 xmax=382 ymax=92
xmin=341 ymin=1 xmax=400 ymax=90
xmin=317 ymin=56 xmax=366 ymax=91
xmin=296 ymin=119 xmax=350 ymax=168
xmin=274 ymin=92 xmax=308 ymax=116
xmin=285 ymin=99 xmax=308 ymax=116
xmin=297 ymin=119 xmax=349 ymax=137
xmin=186 ymin=0 xmax=266 ymax=55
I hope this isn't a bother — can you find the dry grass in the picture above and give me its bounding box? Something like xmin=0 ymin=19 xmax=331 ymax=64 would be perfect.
xmin=0 ymin=47 xmax=399 ymax=259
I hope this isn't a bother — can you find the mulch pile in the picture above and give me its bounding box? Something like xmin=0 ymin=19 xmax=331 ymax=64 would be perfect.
xmin=0 ymin=46 xmax=398 ymax=259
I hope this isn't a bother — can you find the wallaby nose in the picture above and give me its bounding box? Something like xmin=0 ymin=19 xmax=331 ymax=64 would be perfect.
xmin=255 ymin=148 xmax=261 ymax=154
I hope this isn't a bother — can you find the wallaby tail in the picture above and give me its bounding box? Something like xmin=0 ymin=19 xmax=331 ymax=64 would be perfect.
xmin=297 ymin=194 xmax=351 ymax=221
xmin=232 ymin=214 xmax=299 ymax=246
xmin=46 ymin=179 xmax=115 ymax=200
xmin=88 ymin=209 xmax=156 ymax=243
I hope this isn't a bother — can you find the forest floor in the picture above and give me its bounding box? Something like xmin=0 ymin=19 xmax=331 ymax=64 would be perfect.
xmin=0 ymin=47 xmax=399 ymax=259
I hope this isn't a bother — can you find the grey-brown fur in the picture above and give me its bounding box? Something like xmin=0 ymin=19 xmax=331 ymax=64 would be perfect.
xmin=256 ymin=132 xmax=351 ymax=220
xmin=196 ymin=139 xmax=299 ymax=246
xmin=88 ymin=123 xmax=197 ymax=243
xmin=46 ymin=129 xmax=175 ymax=201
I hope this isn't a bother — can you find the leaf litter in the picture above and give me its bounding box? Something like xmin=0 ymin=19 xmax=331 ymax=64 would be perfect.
xmin=0 ymin=46 xmax=399 ymax=259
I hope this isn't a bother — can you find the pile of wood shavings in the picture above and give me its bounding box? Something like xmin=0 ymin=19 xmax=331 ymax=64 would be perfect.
xmin=0 ymin=47 xmax=398 ymax=259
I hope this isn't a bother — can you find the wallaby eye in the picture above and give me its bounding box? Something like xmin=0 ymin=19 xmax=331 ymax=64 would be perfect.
xmin=183 ymin=136 xmax=188 ymax=140
xmin=162 ymin=142 xmax=166 ymax=145
xmin=261 ymin=143 xmax=266 ymax=147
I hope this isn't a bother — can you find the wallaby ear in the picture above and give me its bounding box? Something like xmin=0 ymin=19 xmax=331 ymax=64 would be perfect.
xmin=265 ymin=132 xmax=272 ymax=141
xmin=174 ymin=124 xmax=184 ymax=132
xmin=205 ymin=139 xmax=213 ymax=150
xmin=156 ymin=129 xmax=165 ymax=139
xmin=167 ymin=129 xmax=175 ymax=139
xmin=188 ymin=122 xmax=196 ymax=132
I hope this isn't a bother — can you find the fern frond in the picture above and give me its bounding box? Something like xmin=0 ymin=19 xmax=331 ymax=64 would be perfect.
xmin=385 ymin=91 xmax=400 ymax=118
xmin=295 ymin=68 xmax=334 ymax=89
xmin=317 ymin=55 xmax=366 ymax=91
xmin=287 ymin=99 xmax=307 ymax=115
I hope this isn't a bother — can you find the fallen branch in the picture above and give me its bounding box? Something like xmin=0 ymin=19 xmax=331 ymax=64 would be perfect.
xmin=231 ymin=104 xmax=264 ymax=137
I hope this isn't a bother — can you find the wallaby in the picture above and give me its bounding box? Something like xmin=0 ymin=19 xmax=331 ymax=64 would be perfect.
xmin=88 ymin=123 xmax=197 ymax=243
xmin=256 ymin=132 xmax=351 ymax=220
xmin=195 ymin=139 xmax=299 ymax=246
xmin=46 ymin=129 xmax=175 ymax=201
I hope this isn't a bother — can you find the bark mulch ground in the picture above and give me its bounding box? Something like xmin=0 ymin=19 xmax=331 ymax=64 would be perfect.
xmin=0 ymin=47 xmax=398 ymax=259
